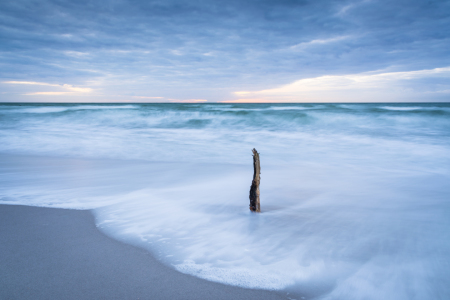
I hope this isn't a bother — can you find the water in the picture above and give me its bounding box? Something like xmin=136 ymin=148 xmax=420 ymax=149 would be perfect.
xmin=1 ymin=103 xmax=449 ymax=299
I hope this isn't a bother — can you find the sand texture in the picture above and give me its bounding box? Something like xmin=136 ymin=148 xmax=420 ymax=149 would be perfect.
xmin=0 ymin=205 xmax=286 ymax=300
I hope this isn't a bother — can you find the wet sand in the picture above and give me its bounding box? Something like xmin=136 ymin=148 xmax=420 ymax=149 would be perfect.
xmin=0 ymin=204 xmax=286 ymax=300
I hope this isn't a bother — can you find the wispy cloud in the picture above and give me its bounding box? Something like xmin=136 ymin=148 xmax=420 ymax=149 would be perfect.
xmin=3 ymin=81 xmax=58 ymax=86
xmin=3 ymin=81 xmax=93 ymax=95
xmin=290 ymin=36 xmax=351 ymax=50
xmin=23 ymin=92 xmax=71 ymax=96
xmin=232 ymin=67 xmax=450 ymax=102
xmin=64 ymin=51 xmax=90 ymax=57
xmin=62 ymin=85 xmax=92 ymax=93
xmin=335 ymin=0 xmax=371 ymax=17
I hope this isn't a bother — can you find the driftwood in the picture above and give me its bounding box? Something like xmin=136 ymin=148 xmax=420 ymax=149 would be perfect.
xmin=249 ymin=148 xmax=261 ymax=212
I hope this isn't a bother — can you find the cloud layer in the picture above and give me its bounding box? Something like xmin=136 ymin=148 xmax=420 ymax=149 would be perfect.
xmin=230 ymin=67 xmax=450 ymax=102
xmin=1 ymin=0 xmax=449 ymax=102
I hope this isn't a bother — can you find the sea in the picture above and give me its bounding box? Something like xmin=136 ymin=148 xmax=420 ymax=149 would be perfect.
xmin=1 ymin=103 xmax=449 ymax=299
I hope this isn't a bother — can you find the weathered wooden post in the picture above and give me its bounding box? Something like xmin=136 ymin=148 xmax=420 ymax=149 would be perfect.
xmin=249 ymin=148 xmax=261 ymax=212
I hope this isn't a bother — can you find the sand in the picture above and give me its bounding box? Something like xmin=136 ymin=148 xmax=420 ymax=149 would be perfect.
xmin=0 ymin=204 xmax=286 ymax=300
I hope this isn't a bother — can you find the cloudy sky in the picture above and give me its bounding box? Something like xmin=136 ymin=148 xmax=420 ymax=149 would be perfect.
xmin=1 ymin=0 xmax=449 ymax=103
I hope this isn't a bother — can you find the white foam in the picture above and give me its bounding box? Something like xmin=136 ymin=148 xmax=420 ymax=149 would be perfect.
xmin=18 ymin=107 xmax=70 ymax=113
xmin=174 ymin=260 xmax=294 ymax=290
xmin=68 ymin=105 xmax=137 ymax=110
xmin=268 ymin=106 xmax=314 ymax=110
xmin=379 ymin=106 xmax=422 ymax=111
xmin=1 ymin=104 xmax=449 ymax=298
xmin=11 ymin=105 xmax=137 ymax=114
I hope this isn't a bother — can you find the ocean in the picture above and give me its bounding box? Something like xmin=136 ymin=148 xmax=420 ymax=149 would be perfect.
xmin=1 ymin=103 xmax=449 ymax=299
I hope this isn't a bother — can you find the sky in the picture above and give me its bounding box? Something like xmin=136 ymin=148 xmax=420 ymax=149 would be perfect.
xmin=0 ymin=0 xmax=449 ymax=103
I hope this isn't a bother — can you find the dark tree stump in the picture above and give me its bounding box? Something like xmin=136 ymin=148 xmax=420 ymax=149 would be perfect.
xmin=249 ymin=148 xmax=261 ymax=212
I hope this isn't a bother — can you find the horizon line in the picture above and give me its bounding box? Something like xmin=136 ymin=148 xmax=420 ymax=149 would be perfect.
xmin=1 ymin=101 xmax=450 ymax=104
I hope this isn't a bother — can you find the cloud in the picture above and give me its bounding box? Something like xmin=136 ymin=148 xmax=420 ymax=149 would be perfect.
xmin=24 ymin=92 xmax=71 ymax=96
xmin=0 ymin=0 xmax=449 ymax=102
xmin=3 ymin=81 xmax=59 ymax=87
xmin=64 ymin=51 xmax=90 ymax=57
xmin=289 ymin=36 xmax=351 ymax=50
xmin=231 ymin=67 xmax=450 ymax=102
xmin=3 ymin=81 xmax=93 ymax=96
xmin=61 ymin=85 xmax=92 ymax=93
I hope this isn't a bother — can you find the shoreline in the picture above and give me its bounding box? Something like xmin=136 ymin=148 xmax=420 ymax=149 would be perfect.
xmin=0 ymin=204 xmax=286 ymax=300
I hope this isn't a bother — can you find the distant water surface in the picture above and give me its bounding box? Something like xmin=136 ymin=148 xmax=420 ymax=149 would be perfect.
xmin=1 ymin=103 xmax=449 ymax=299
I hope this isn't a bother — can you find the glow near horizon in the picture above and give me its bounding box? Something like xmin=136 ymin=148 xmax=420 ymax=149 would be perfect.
xmin=3 ymin=66 xmax=450 ymax=103
xmin=227 ymin=67 xmax=450 ymax=103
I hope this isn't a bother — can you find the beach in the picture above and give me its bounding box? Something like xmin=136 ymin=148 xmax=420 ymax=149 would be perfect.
xmin=1 ymin=103 xmax=449 ymax=299
xmin=0 ymin=204 xmax=287 ymax=300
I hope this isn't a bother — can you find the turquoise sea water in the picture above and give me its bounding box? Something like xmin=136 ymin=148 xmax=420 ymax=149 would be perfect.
xmin=1 ymin=103 xmax=449 ymax=299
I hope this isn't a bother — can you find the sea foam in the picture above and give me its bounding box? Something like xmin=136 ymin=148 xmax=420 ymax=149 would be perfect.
xmin=0 ymin=103 xmax=449 ymax=299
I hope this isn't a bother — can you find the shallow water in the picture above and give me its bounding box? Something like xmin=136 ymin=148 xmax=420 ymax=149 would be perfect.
xmin=1 ymin=103 xmax=449 ymax=299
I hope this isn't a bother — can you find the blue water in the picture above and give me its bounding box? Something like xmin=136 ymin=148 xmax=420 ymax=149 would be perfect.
xmin=1 ymin=103 xmax=449 ymax=299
